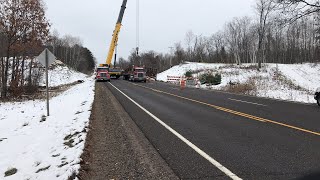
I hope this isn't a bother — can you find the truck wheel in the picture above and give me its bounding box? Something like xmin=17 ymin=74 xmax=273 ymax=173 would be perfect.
xmin=144 ymin=80 xmax=147 ymax=83
xmin=317 ymin=97 xmax=320 ymax=106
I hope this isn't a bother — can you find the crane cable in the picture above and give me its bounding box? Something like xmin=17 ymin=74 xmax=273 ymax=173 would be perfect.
xmin=136 ymin=0 xmax=139 ymax=56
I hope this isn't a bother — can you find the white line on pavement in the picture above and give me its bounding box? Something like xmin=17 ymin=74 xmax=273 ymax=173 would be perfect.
xmin=109 ymin=82 xmax=242 ymax=180
xmin=229 ymin=98 xmax=267 ymax=107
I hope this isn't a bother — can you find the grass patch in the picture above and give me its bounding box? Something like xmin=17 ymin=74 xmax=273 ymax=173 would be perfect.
xmin=34 ymin=161 xmax=41 ymax=167
xmin=52 ymin=153 xmax=60 ymax=157
xmin=4 ymin=168 xmax=18 ymax=177
xmin=64 ymin=132 xmax=80 ymax=141
xmin=64 ymin=139 xmax=75 ymax=148
xmin=67 ymin=170 xmax=77 ymax=180
xmin=40 ymin=115 xmax=46 ymax=123
xmin=74 ymin=139 xmax=84 ymax=146
xmin=57 ymin=162 xmax=68 ymax=168
xmin=75 ymin=111 xmax=83 ymax=115
xmin=274 ymin=73 xmax=304 ymax=91
xmin=81 ymin=101 xmax=87 ymax=106
xmin=223 ymin=77 xmax=257 ymax=96
xmin=35 ymin=166 xmax=50 ymax=173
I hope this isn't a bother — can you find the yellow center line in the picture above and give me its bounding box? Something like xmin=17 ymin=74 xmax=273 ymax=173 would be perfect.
xmin=131 ymin=83 xmax=320 ymax=136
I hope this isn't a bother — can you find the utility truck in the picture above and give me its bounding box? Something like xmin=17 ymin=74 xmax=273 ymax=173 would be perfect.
xmin=99 ymin=0 xmax=127 ymax=77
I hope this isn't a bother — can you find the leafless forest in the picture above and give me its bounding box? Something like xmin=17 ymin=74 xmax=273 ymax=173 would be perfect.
xmin=0 ymin=0 xmax=95 ymax=99
xmin=122 ymin=0 xmax=320 ymax=72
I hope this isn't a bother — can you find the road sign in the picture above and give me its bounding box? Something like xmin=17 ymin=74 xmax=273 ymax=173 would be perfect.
xmin=37 ymin=48 xmax=56 ymax=67
xmin=36 ymin=48 xmax=56 ymax=116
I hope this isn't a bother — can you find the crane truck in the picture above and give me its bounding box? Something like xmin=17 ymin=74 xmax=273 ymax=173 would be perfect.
xmin=97 ymin=0 xmax=127 ymax=79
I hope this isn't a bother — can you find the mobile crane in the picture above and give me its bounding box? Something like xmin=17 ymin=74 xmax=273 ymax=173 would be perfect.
xmin=99 ymin=0 xmax=127 ymax=78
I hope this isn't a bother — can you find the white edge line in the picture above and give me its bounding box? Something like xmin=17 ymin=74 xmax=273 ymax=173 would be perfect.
xmin=229 ymin=98 xmax=267 ymax=107
xmin=109 ymin=82 xmax=242 ymax=180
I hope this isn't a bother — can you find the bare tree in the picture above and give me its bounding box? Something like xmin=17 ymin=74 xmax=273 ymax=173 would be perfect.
xmin=255 ymin=0 xmax=277 ymax=69
xmin=185 ymin=30 xmax=196 ymax=61
xmin=277 ymin=0 xmax=320 ymax=22
xmin=0 ymin=0 xmax=50 ymax=98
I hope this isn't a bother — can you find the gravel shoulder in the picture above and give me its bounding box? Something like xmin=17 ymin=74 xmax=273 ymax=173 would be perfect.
xmin=77 ymin=82 xmax=178 ymax=180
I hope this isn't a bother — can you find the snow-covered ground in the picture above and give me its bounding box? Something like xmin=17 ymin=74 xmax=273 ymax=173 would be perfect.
xmin=0 ymin=70 xmax=95 ymax=179
xmin=39 ymin=61 xmax=87 ymax=87
xmin=157 ymin=62 xmax=320 ymax=104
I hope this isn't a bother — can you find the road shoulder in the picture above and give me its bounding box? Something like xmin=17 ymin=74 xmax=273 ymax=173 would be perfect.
xmin=77 ymin=82 xmax=178 ymax=180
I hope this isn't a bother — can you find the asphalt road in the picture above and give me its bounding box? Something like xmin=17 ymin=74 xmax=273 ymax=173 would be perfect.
xmin=104 ymin=80 xmax=320 ymax=180
xmin=78 ymin=82 xmax=178 ymax=180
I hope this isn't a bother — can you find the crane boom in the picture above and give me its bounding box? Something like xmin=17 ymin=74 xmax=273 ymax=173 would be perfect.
xmin=105 ymin=0 xmax=127 ymax=66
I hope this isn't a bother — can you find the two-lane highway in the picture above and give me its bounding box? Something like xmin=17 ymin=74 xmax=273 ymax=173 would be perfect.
xmin=104 ymin=80 xmax=320 ymax=180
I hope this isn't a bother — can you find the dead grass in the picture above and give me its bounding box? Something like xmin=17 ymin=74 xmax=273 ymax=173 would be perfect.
xmin=35 ymin=166 xmax=50 ymax=173
xmin=0 ymin=81 xmax=82 ymax=103
xmin=35 ymin=161 xmax=41 ymax=167
xmin=64 ymin=139 xmax=75 ymax=148
xmin=223 ymin=77 xmax=257 ymax=96
xmin=52 ymin=153 xmax=60 ymax=157
xmin=273 ymin=72 xmax=304 ymax=91
xmin=64 ymin=132 xmax=81 ymax=141
xmin=67 ymin=170 xmax=77 ymax=180
xmin=40 ymin=115 xmax=46 ymax=122
xmin=58 ymin=162 xmax=68 ymax=168
xmin=75 ymin=111 xmax=83 ymax=115
xmin=4 ymin=168 xmax=18 ymax=177
xmin=0 ymin=138 xmax=8 ymax=142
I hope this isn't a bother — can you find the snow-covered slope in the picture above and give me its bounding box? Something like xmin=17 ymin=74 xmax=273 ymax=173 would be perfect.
xmin=0 ymin=77 xmax=95 ymax=180
xmin=277 ymin=63 xmax=320 ymax=91
xmin=39 ymin=61 xmax=87 ymax=87
xmin=1 ymin=61 xmax=95 ymax=179
xmin=157 ymin=62 xmax=320 ymax=104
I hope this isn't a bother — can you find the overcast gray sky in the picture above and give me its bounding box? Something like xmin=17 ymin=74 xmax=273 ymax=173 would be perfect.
xmin=45 ymin=0 xmax=255 ymax=64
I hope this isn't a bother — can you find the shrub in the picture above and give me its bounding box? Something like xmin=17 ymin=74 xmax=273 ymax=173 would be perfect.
xmin=200 ymin=73 xmax=221 ymax=85
xmin=185 ymin=70 xmax=193 ymax=78
xmin=212 ymin=74 xmax=222 ymax=85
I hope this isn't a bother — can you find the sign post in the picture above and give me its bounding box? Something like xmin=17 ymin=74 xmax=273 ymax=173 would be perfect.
xmin=37 ymin=48 xmax=56 ymax=116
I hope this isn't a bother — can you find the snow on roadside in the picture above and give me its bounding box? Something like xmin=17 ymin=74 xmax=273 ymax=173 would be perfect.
xmin=157 ymin=62 xmax=225 ymax=81
xmin=276 ymin=63 xmax=320 ymax=91
xmin=157 ymin=62 xmax=319 ymax=104
xmin=0 ymin=77 xmax=95 ymax=179
xmin=39 ymin=62 xmax=87 ymax=87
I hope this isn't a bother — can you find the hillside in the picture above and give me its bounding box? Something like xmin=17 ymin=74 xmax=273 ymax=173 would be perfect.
xmin=157 ymin=62 xmax=320 ymax=104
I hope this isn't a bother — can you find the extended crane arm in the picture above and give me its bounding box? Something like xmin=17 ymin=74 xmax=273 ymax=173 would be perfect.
xmin=105 ymin=0 xmax=128 ymax=67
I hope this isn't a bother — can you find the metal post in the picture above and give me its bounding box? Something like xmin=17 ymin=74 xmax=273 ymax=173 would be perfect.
xmin=45 ymin=49 xmax=49 ymax=116
xmin=114 ymin=44 xmax=117 ymax=67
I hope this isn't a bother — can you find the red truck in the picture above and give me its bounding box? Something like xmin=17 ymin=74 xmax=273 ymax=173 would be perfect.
xmin=123 ymin=66 xmax=146 ymax=82
xmin=95 ymin=66 xmax=111 ymax=82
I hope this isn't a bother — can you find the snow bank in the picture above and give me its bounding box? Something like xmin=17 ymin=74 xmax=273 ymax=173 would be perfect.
xmin=0 ymin=77 xmax=95 ymax=179
xmin=157 ymin=62 xmax=319 ymax=104
xmin=276 ymin=63 xmax=320 ymax=91
xmin=39 ymin=62 xmax=87 ymax=87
